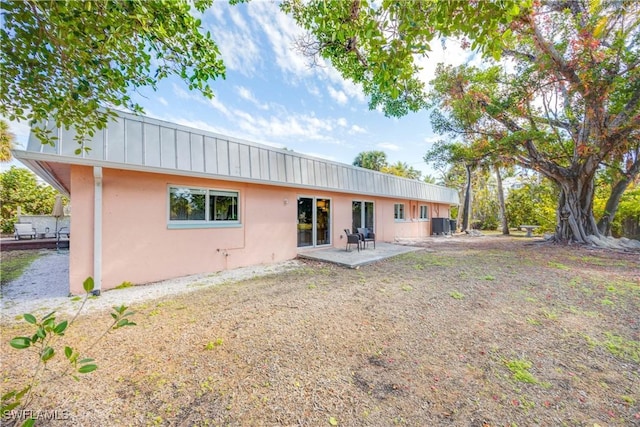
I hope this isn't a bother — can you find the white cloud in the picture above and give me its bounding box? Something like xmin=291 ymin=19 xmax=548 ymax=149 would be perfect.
xmin=236 ymin=86 xmax=269 ymax=110
xmin=337 ymin=118 xmax=348 ymax=127
xmin=208 ymin=96 xmax=232 ymax=118
xmin=377 ymin=142 xmax=401 ymax=152
xmin=242 ymin=1 xmax=367 ymax=106
xmin=157 ymin=97 xmax=168 ymax=107
xmin=206 ymin=3 xmax=261 ymax=77
xmin=328 ymin=87 xmax=348 ymax=105
xmin=349 ymin=125 xmax=366 ymax=134
xmin=246 ymin=2 xmax=308 ymax=78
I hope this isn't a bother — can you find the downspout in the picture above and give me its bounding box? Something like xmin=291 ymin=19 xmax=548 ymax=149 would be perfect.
xmin=93 ymin=167 xmax=102 ymax=296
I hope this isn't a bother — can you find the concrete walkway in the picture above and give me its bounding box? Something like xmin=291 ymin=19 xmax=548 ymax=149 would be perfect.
xmin=297 ymin=241 xmax=422 ymax=268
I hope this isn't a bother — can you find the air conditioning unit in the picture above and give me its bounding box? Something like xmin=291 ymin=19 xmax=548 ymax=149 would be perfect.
xmin=432 ymin=218 xmax=451 ymax=235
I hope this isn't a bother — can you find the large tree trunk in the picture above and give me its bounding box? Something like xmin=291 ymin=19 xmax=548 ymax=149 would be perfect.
xmin=495 ymin=166 xmax=509 ymax=235
xmin=554 ymin=175 xmax=602 ymax=243
xmin=597 ymin=178 xmax=631 ymax=236
xmin=462 ymin=164 xmax=472 ymax=231
xmin=597 ymin=156 xmax=640 ymax=236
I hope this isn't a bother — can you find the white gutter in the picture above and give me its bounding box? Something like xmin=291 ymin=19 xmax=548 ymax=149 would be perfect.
xmin=93 ymin=166 xmax=103 ymax=295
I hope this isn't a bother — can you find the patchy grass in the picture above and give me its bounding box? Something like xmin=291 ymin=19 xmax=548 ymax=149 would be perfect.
xmin=504 ymin=358 xmax=538 ymax=384
xmin=114 ymin=281 xmax=134 ymax=290
xmin=449 ymin=290 xmax=465 ymax=300
xmin=0 ymin=250 xmax=42 ymax=286
xmin=1 ymin=236 xmax=639 ymax=426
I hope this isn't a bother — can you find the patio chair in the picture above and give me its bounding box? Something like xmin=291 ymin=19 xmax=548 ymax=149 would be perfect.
xmin=56 ymin=227 xmax=70 ymax=251
xmin=14 ymin=223 xmax=36 ymax=240
xmin=357 ymin=227 xmax=376 ymax=249
xmin=344 ymin=229 xmax=360 ymax=252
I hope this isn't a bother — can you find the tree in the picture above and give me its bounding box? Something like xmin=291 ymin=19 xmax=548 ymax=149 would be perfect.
xmin=0 ymin=119 xmax=14 ymax=162
xmin=424 ymin=141 xmax=478 ymax=231
xmin=596 ymin=141 xmax=640 ymax=236
xmin=505 ymin=176 xmax=557 ymax=233
xmin=0 ymin=166 xmax=62 ymax=233
xmin=352 ymin=150 xmax=387 ymax=171
xmin=427 ymin=0 xmax=639 ymax=244
xmin=285 ymin=1 xmax=640 ymax=245
xmin=494 ymin=164 xmax=509 ymax=235
xmin=381 ymin=161 xmax=422 ymax=180
xmin=1 ymin=0 xmax=225 ymax=149
xmin=282 ymin=0 xmax=524 ymax=116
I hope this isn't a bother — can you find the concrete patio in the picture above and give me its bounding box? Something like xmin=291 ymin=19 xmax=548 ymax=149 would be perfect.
xmin=297 ymin=241 xmax=422 ymax=268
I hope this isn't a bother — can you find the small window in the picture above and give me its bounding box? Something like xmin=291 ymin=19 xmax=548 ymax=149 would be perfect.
xmin=209 ymin=191 xmax=238 ymax=221
xmin=394 ymin=203 xmax=405 ymax=220
xmin=419 ymin=205 xmax=429 ymax=220
xmin=169 ymin=186 xmax=239 ymax=226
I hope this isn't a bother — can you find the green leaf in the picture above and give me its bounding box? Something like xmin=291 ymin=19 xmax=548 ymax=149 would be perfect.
xmin=23 ymin=313 xmax=36 ymax=324
xmin=15 ymin=386 xmax=30 ymax=400
xmin=41 ymin=346 xmax=55 ymax=362
xmin=1 ymin=390 xmax=16 ymax=401
xmin=83 ymin=277 xmax=95 ymax=293
xmin=78 ymin=364 xmax=98 ymax=374
xmin=10 ymin=337 xmax=31 ymax=349
xmin=115 ymin=319 xmax=136 ymax=328
xmin=54 ymin=320 xmax=68 ymax=334
xmin=329 ymin=416 xmax=339 ymax=426
xmin=78 ymin=358 xmax=95 ymax=364
xmin=23 ymin=418 xmax=36 ymax=427
xmin=1 ymin=401 xmax=20 ymax=413
xmin=64 ymin=346 xmax=73 ymax=359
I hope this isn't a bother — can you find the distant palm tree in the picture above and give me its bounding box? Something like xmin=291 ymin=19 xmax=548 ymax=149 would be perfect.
xmin=353 ymin=150 xmax=387 ymax=171
xmin=0 ymin=120 xmax=15 ymax=162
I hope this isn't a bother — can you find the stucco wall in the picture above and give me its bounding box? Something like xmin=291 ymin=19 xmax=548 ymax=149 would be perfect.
xmin=68 ymin=166 xmax=452 ymax=293
xmin=69 ymin=166 xmax=300 ymax=293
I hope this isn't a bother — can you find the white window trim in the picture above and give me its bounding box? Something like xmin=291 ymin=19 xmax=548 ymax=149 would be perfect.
xmin=394 ymin=203 xmax=406 ymax=221
xmin=418 ymin=205 xmax=430 ymax=221
xmin=167 ymin=184 xmax=241 ymax=229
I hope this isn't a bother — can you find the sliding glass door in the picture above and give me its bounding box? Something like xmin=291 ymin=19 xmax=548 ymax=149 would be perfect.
xmin=298 ymin=197 xmax=331 ymax=248
xmin=352 ymin=201 xmax=374 ymax=232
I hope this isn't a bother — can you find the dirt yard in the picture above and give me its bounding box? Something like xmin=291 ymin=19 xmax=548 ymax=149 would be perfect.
xmin=2 ymin=236 xmax=639 ymax=426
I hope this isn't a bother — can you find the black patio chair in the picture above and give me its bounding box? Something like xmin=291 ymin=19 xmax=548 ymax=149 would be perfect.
xmin=357 ymin=227 xmax=376 ymax=249
xmin=344 ymin=229 xmax=360 ymax=252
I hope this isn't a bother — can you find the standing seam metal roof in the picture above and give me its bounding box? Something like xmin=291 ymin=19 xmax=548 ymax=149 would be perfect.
xmin=24 ymin=111 xmax=459 ymax=204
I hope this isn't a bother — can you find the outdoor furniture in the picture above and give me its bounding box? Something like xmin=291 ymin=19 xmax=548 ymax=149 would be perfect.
xmin=57 ymin=227 xmax=70 ymax=239
xmin=14 ymin=223 xmax=36 ymax=240
xmin=56 ymin=227 xmax=70 ymax=251
xmin=357 ymin=227 xmax=376 ymax=249
xmin=344 ymin=229 xmax=360 ymax=252
xmin=520 ymin=225 xmax=539 ymax=237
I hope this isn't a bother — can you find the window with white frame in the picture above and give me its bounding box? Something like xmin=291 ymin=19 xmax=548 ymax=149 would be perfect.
xmin=419 ymin=205 xmax=429 ymax=220
xmin=169 ymin=186 xmax=239 ymax=225
xmin=394 ymin=203 xmax=405 ymax=220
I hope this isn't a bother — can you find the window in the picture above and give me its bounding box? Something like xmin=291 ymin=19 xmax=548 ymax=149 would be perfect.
xmin=169 ymin=186 xmax=239 ymax=226
xmin=394 ymin=203 xmax=405 ymax=220
xmin=419 ymin=205 xmax=429 ymax=220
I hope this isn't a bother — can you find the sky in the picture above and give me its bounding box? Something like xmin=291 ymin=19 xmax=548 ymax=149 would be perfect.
xmin=5 ymin=1 xmax=474 ymax=179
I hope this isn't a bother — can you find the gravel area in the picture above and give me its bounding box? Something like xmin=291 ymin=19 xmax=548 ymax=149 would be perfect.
xmin=0 ymin=249 xmax=302 ymax=321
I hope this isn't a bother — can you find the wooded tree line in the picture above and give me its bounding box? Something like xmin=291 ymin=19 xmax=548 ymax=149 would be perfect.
xmin=440 ymin=165 xmax=639 ymax=239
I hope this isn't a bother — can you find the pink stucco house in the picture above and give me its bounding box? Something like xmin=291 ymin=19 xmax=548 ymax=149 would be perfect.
xmin=15 ymin=111 xmax=459 ymax=294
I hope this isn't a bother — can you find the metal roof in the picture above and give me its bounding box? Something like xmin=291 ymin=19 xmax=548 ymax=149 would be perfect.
xmin=19 ymin=110 xmax=459 ymax=204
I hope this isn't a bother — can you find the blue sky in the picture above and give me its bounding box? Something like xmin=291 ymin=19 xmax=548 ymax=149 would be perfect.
xmin=6 ymin=1 xmax=472 ymax=178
